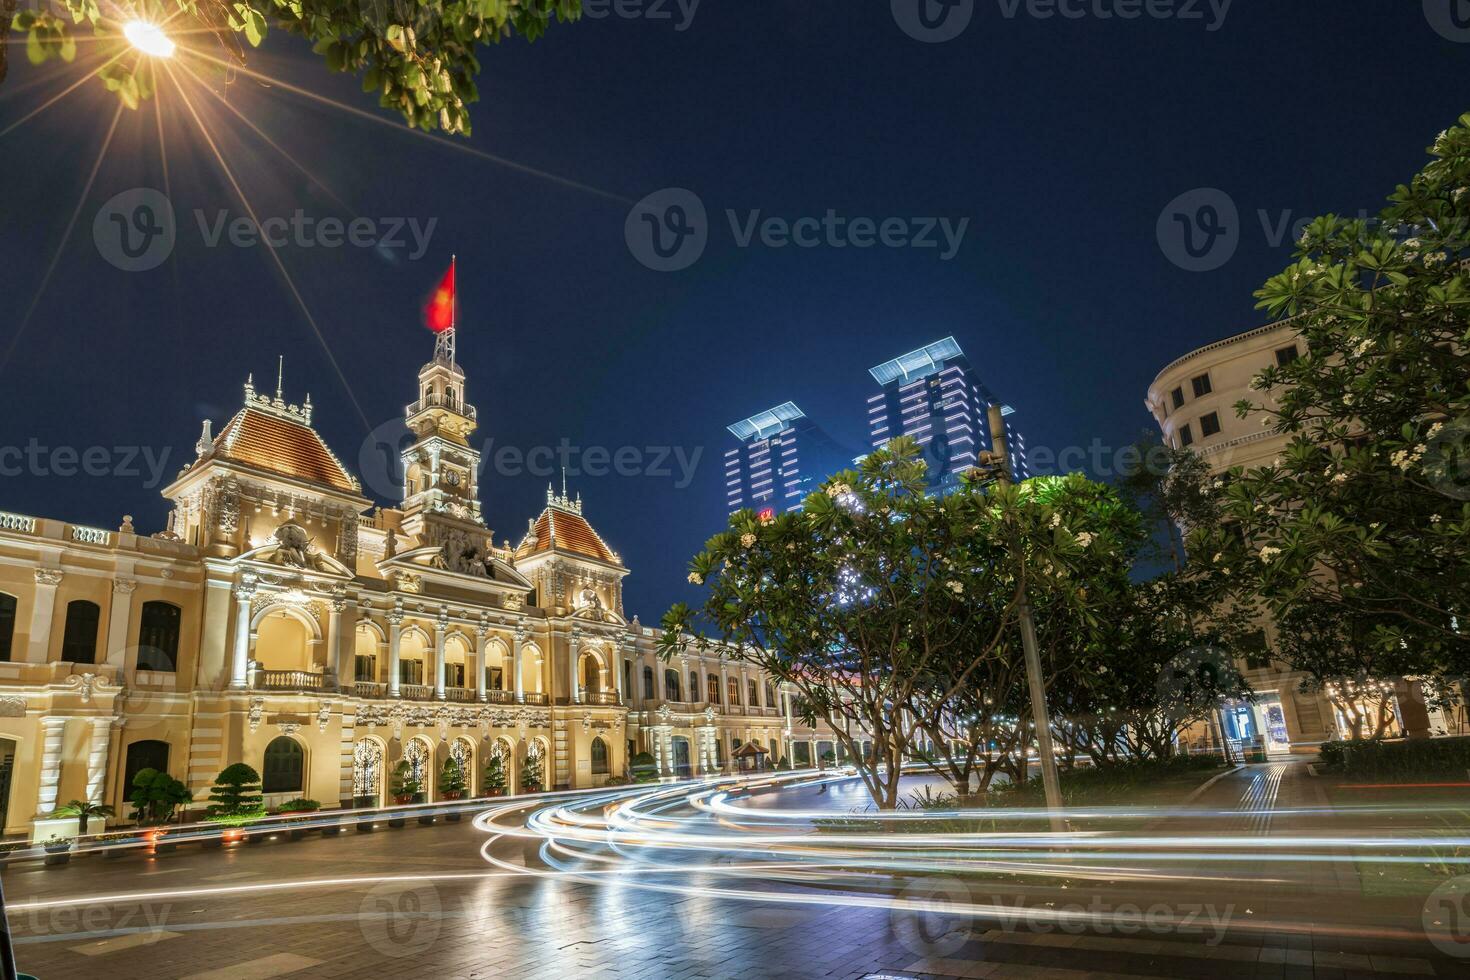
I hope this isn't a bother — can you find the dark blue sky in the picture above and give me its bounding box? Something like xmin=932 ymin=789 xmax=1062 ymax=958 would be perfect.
xmin=1 ymin=2 xmax=1465 ymax=621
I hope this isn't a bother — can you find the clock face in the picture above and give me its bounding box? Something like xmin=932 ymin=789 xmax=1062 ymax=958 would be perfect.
xmin=445 ymin=471 xmax=460 ymax=487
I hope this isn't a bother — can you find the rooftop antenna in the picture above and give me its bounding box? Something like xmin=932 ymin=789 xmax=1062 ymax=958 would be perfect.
xmin=275 ymin=355 xmax=284 ymax=401
xmin=561 ymin=466 xmax=567 ymax=500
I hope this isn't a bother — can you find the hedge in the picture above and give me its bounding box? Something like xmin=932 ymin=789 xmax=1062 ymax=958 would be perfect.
xmin=1318 ymin=736 xmax=1470 ymax=780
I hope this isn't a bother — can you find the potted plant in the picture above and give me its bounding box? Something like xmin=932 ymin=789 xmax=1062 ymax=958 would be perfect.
xmin=51 ymin=799 xmax=114 ymax=840
xmin=439 ymin=759 xmax=466 ymax=822
xmin=276 ymin=798 xmax=321 ymax=839
xmin=128 ymin=768 xmax=192 ymax=827
xmin=522 ymin=752 xmax=544 ymax=794
xmin=42 ymin=835 xmax=72 ymax=867
xmin=0 ymin=840 xmax=32 ymax=867
xmin=94 ymin=830 xmax=137 ymax=858
xmin=630 ymin=751 xmax=659 ymax=783
xmin=388 ymin=760 xmax=418 ymax=828
xmin=483 ymin=755 xmax=507 ymax=797
xmin=205 ymin=763 xmax=267 ymax=842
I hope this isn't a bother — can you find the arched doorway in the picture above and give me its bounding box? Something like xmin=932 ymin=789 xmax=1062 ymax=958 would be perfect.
xmin=353 ymin=738 xmax=384 ymax=806
xmin=263 ymin=736 xmax=305 ymax=796
xmin=489 ymin=737 xmax=515 ymax=795
xmin=448 ymin=737 xmax=474 ymax=797
xmin=523 ymin=738 xmax=547 ymax=792
xmin=671 ymin=736 xmax=691 ymax=776
xmin=590 ymin=736 xmax=610 ymax=776
xmin=404 ymin=737 xmax=432 ymax=801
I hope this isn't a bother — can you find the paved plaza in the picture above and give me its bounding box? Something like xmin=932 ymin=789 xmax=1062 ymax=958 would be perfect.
xmin=4 ymin=765 xmax=1468 ymax=979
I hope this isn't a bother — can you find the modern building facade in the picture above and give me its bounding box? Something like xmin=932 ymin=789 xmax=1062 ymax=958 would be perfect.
xmin=0 ymin=325 xmax=846 ymax=840
xmin=1146 ymin=320 xmax=1452 ymax=756
xmin=723 ymin=402 xmax=853 ymax=514
xmin=867 ymin=337 xmax=1027 ymax=492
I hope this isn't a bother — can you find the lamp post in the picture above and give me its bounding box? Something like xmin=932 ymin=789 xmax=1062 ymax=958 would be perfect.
xmin=985 ymin=404 xmax=1066 ymax=833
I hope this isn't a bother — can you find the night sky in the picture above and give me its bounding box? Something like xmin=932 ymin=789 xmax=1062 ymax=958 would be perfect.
xmin=1 ymin=3 xmax=1466 ymax=621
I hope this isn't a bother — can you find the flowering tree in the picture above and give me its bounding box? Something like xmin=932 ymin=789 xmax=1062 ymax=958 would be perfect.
xmin=9 ymin=0 xmax=579 ymax=134
xmin=1195 ymin=113 xmax=1470 ymax=694
xmin=661 ymin=439 xmax=1124 ymax=810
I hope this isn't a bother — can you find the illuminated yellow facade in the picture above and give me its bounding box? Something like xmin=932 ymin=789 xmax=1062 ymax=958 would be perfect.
xmin=0 ymin=331 xmax=838 ymax=838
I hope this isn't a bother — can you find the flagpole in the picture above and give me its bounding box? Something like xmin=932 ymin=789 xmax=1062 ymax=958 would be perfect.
xmin=449 ymin=253 xmax=457 ymax=367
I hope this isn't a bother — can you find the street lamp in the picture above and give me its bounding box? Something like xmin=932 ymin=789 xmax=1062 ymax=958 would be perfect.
xmin=122 ymin=20 xmax=176 ymax=58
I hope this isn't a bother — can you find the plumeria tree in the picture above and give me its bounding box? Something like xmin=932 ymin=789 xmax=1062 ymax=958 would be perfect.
xmin=10 ymin=0 xmax=580 ymax=133
xmin=1195 ymin=113 xmax=1470 ymax=695
xmin=662 ymin=438 xmax=1133 ymax=810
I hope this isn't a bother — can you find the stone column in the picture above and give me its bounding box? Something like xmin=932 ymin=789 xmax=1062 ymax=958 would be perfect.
xmin=85 ymin=716 xmax=115 ymax=805
xmin=433 ymin=611 xmax=447 ymax=700
xmin=386 ymin=609 xmax=404 ymax=698
xmin=27 ymin=569 xmax=63 ymax=663
xmin=104 ymin=578 xmax=136 ymax=669
xmin=35 ymin=716 xmax=67 ymax=818
xmin=512 ymin=629 xmax=526 ymax=703
xmin=569 ymin=630 xmax=582 ymax=705
xmin=475 ymin=627 xmax=490 ymax=702
xmin=229 ymin=579 xmax=256 ymax=690
xmin=325 ymin=594 xmax=345 ymax=687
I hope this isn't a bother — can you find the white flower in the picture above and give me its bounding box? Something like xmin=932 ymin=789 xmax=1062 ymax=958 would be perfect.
xmin=1212 ymin=553 xmax=1223 ymax=564
xmin=1049 ymin=513 xmax=1062 ymax=528
xmin=1428 ymin=422 xmax=1444 ymax=440
xmin=1074 ymin=531 xmax=1095 ymax=548
xmin=1341 ymin=392 xmax=1354 ymax=406
xmin=687 ymin=572 xmax=703 ymax=585
xmin=945 ymin=580 xmax=964 ymax=595
xmin=825 ymin=482 xmax=852 ymax=498
xmin=1258 ymin=545 xmax=1282 ymax=563
xmin=1352 ymin=337 xmax=1373 ymax=357
xmin=1430 ymin=513 xmax=1443 ymax=525
xmin=1330 ymin=472 xmax=1348 ymax=484
xmin=739 ymin=532 xmax=757 ymax=549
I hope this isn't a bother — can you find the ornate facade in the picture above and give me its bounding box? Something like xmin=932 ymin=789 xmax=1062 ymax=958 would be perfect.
xmin=0 ymin=328 xmax=839 ymax=839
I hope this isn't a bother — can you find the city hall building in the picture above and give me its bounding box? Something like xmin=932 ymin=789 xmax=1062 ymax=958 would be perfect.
xmin=0 ymin=329 xmax=837 ymax=839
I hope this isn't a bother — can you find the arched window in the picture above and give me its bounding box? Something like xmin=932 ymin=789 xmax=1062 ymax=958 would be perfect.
xmin=124 ymin=739 xmax=170 ymax=793
xmin=61 ymin=600 xmax=100 ymax=664
xmin=727 ymin=677 xmax=741 ymax=706
xmin=748 ymin=679 xmax=759 ymax=707
xmin=0 ymin=593 xmax=15 ymax=662
xmin=765 ymin=682 xmax=777 ymax=709
xmin=664 ymin=668 xmax=681 ymax=702
xmin=688 ymin=670 xmax=699 ymax=701
xmin=590 ymin=737 xmax=609 ymax=775
xmin=706 ymin=674 xmax=720 ymax=705
xmin=623 ymin=660 xmax=633 ymax=699
xmin=642 ymin=665 xmax=655 ymax=699
xmin=262 ymin=736 xmax=304 ymax=794
xmin=136 ymin=601 xmax=181 ymax=671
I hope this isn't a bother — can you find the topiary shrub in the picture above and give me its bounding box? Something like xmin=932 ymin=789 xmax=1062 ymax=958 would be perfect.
xmin=205 ymin=764 xmax=266 ymax=825
xmin=129 ymin=768 xmax=192 ymax=825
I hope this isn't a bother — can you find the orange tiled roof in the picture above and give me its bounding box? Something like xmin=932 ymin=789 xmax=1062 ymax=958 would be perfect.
xmin=521 ymin=506 xmax=619 ymax=565
xmin=205 ymin=407 xmax=359 ymax=494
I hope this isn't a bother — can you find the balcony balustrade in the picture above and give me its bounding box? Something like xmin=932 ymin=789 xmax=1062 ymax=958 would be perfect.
xmin=255 ymin=669 xmax=327 ymax=692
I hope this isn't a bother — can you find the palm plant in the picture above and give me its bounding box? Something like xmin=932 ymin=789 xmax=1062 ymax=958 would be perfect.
xmin=51 ymin=799 xmax=114 ymax=837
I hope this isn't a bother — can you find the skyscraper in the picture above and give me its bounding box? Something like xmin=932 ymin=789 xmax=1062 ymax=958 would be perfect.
xmin=724 ymin=402 xmax=854 ymax=514
xmin=866 ymin=337 xmax=1028 ymax=491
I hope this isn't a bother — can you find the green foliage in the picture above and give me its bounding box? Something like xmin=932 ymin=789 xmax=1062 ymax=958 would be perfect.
xmin=11 ymin=0 xmax=581 ymax=134
xmin=521 ymin=751 xmax=544 ymax=791
xmin=128 ymin=767 xmax=192 ymax=825
xmin=389 ymin=759 xmax=420 ymax=800
xmin=276 ymin=797 xmax=320 ymax=813
xmin=439 ymin=757 xmax=467 ymax=797
xmin=482 ymin=753 xmax=507 ymax=792
xmin=205 ymin=763 xmax=266 ymax=825
xmin=1318 ymin=736 xmax=1470 ymax=781
xmin=1194 ymin=112 xmax=1470 ymax=687
xmin=50 ymin=799 xmax=115 ymax=836
xmin=994 ymin=753 xmax=1226 ymax=806
xmin=629 ymin=751 xmax=658 ymax=782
